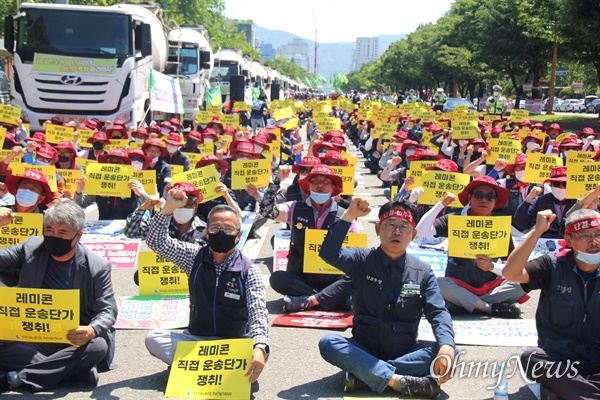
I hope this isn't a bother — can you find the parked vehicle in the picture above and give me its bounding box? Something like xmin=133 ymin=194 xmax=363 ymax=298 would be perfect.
xmin=586 ymin=99 xmax=600 ymax=113
xmin=0 ymin=71 xmax=9 ymax=104
xmin=443 ymin=97 xmax=477 ymax=113
xmin=553 ymin=99 xmax=564 ymax=112
xmin=572 ymin=99 xmax=586 ymax=113
xmin=4 ymin=2 xmax=169 ymax=130
xmin=558 ymin=99 xmax=580 ymax=112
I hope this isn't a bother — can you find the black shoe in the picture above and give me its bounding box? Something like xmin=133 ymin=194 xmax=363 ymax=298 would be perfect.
xmin=393 ymin=375 xmax=440 ymax=398
xmin=491 ymin=302 xmax=522 ymax=319
xmin=74 ymin=366 xmax=99 ymax=387
xmin=445 ymin=301 xmax=468 ymax=315
xmin=342 ymin=371 xmax=367 ymax=392
xmin=0 ymin=372 xmax=11 ymax=390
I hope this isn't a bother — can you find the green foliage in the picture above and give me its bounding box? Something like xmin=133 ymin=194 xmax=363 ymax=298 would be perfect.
xmin=263 ymin=56 xmax=312 ymax=83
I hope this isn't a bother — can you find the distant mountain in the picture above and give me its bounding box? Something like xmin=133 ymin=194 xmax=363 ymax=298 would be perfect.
xmin=255 ymin=26 xmax=406 ymax=84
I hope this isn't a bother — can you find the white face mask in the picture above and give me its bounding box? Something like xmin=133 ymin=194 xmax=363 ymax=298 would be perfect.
xmin=459 ymin=140 xmax=469 ymax=146
xmin=151 ymin=156 xmax=159 ymax=164
xmin=166 ymin=144 xmax=180 ymax=154
xmin=526 ymin=142 xmax=537 ymax=150
xmin=204 ymin=138 xmax=213 ymax=143
xmin=405 ymin=149 xmax=415 ymax=157
xmin=515 ymin=171 xmax=525 ymax=182
xmin=494 ymin=91 xmax=501 ymax=96
xmin=16 ymin=188 xmax=39 ymax=207
xmin=131 ymin=160 xmax=143 ymax=171
xmin=254 ymin=144 xmax=264 ymax=153
xmin=160 ymin=127 xmax=171 ymax=135
xmin=237 ymin=156 xmax=248 ymax=161
xmin=134 ymin=137 xmax=145 ymax=144
xmin=173 ymin=207 xmax=195 ymax=224
xmin=576 ymin=249 xmax=600 ymax=265
xmin=551 ymin=187 xmax=566 ymax=201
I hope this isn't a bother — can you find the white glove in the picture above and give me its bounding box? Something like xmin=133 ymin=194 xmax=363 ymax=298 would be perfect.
xmin=408 ymin=187 xmax=424 ymax=203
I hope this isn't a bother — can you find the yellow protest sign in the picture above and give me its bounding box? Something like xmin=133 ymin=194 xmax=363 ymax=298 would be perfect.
xmin=170 ymin=164 xmax=184 ymax=176
xmin=11 ymin=164 xmax=58 ymax=192
xmin=268 ymin=140 xmax=280 ymax=159
xmin=452 ymin=120 xmax=479 ymax=139
xmin=231 ymin=159 xmax=271 ymax=190
xmin=57 ymin=169 xmax=83 ymax=194
xmin=221 ymin=114 xmax=240 ymax=129
xmin=510 ymin=109 xmax=530 ymax=123
xmin=166 ymin=338 xmax=253 ymax=399
xmin=282 ymin=118 xmax=299 ymax=130
xmin=567 ymin=162 xmax=600 ymax=199
xmin=0 ymin=127 xmax=5 ymax=149
xmin=45 ymin=124 xmax=75 ymax=144
xmin=0 ymin=213 xmax=43 ymax=248
xmin=406 ymin=160 xmax=439 ymax=189
xmin=319 ymin=117 xmax=341 ymax=132
xmin=447 ymin=215 xmax=512 ymax=259
xmin=274 ymin=107 xmax=294 ymax=121
xmin=138 ymin=252 xmax=188 ymax=296
xmin=522 ymin=152 xmax=562 ymax=184
xmin=77 ymin=129 xmax=96 ymax=148
xmin=206 ymin=105 xmax=222 ymax=115
xmin=357 ymin=109 xmax=372 ymax=121
xmin=75 ymin=157 xmax=97 ymax=172
xmin=374 ymin=123 xmax=397 ymax=139
xmin=486 ymin=138 xmax=520 ymax=164
xmin=196 ymin=111 xmax=212 ymax=124
xmin=133 ymin=169 xmax=157 ymax=196
xmin=181 ymin=152 xmax=203 ymax=168
xmin=85 ymin=163 xmax=133 ymax=197
xmin=0 ymin=149 xmax=22 ymax=165
xmin=172 ymin=164 xmax=222 ymax=203
xmin=192 ymin=143 xmax=213 ymax=156
xmin=0 ymin=104 xmax=22 ymax=125
xmin=418 ymin=171 xmax=471 ymax=208
xmin=303 ymin=229 xmax=368 ymax=274
xmin=390 ymin=184 xmax=399 ymax=201
xmin=566 ymin=151 xmax=595 ymax=165
xmin=233 ymin=101 xmax=249 ymax=112
xmin=340 ymin=154 xmax=358 ymax=168
xmin=0 ymin=287 xmax=79 ymax=344
xmin=105 ymin=139 xmax=129 ymax=151
xmin=331 ymin=166 xmax=355 ymax=195
xmin=555 ymin=132 xmax=575 ymax=144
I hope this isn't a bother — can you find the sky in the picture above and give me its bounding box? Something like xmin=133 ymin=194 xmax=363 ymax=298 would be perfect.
xmin=224 ymin=0 xmax=456 ymax=43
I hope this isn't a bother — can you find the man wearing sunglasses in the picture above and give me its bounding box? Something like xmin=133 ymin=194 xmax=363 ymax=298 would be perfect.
xmin=514 ymin=166 xmax=578 ymax=238
xmin=416 ymin=176 xmax=527 ymax=318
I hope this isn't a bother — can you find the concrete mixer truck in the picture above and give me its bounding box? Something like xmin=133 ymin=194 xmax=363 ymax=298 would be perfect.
xmin=4 ymin=2 xmax=169 ymax=130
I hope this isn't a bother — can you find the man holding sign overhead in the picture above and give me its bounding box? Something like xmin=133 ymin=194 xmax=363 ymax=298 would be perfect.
xmin=0 ymin=201 xmax=117 ymax=392
xmin=416 ymin=176 xmax=527 ymax=318
xmin=319 ymin=199 xmax=455 ymax=398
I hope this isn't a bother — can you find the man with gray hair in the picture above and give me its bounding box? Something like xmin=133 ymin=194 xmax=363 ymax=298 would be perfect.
xmin=503 ymin=208 xmax=600 ymax=399
xmin=0 ymin=200 xmax=117 ymax=392
xmin=144 ymin=189 xmax=269 ymax=385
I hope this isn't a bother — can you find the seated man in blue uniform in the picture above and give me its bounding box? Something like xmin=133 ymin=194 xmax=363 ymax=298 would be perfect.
xmin=503 ymin=209 xmax=600 ymax=400
xmin=318 ymin=198 xmax=456 ymax=399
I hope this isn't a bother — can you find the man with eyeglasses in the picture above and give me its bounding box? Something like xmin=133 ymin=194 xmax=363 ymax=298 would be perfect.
xmin=416 ymin=176 xmax=527 ymax=318
xmin=144 ymin=192 xmax=269 ymax=385
xmin=318 ymin=198 xmax=455 ymax=398
xmin=503 ymin=209 xmax=600 ymax=399
xmin=259 ymin=165 xmax=358 ymax=313
xmin=514 ymin=166 xmax=578 ymax=238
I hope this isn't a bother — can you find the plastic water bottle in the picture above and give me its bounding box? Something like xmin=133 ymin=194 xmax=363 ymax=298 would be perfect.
xmin=493 ymin=364 xmax=509 ymax=399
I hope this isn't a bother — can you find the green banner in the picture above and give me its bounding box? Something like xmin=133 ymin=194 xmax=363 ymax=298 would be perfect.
xmin=32 ymin=53 xmax=117 ymax=75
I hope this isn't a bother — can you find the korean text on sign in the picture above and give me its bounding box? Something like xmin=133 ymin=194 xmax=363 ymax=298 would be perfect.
xmin=0 ymin=287 xmax=79 ymax=344
xmin=418 ymin=171 xmax=471 ymax=208
xmin=85 ymin=163 xmax=133 ymax=197
xmin=172 ymin=164 xmax=221 ymax=203
xmin=303 ymin=229 xmax=367 ymax=274
xmin=447 ymin=215 xmax=512 ymax=259
xmin=522 ymin=153 xmax=561 ymax=184
xmin=138 ymin=252 xmax=188 ymax=296
xmin=165 ymin=338 xmax=253 ymax=399
xmin=230 ymin=159 xmax=271 ymax=190
xmin=567 ymin=162 xmax=600 ymax=199
xmin=0 ymin=213 xmax=43 ymax=248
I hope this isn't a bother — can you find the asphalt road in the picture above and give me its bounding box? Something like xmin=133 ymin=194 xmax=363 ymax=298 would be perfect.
xmin=3 ymin=132 xmax=541 ymax=400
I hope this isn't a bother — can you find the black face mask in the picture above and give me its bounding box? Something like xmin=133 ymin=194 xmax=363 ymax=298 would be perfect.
xmin=44 ymin=234 xmax=77 ymax=257
xmin=58 ymin=155 xmax=71 ymax=163
xmin=208 ymin=230 xmax=238 ymax=253
xmin=92 ymin=142 xmax=104 ymax=151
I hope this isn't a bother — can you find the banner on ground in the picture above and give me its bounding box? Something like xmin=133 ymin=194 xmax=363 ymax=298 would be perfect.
xmin=273 ymin=230 xmax=291 ymax=272
xmin=0 ymin=287 xmax=79 ymax=344
xmin=272 ymin=310 xmax=353 ymax=329
xmin=166 ymin=338 xmax=252 ymax=399
xmin=114 ymin=295 xmax=189 ymax=329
